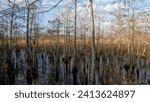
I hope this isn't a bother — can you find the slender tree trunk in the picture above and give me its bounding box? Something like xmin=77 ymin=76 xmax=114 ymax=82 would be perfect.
xmin=132 ymin=8 xmax=135 ymax=53
xmin=26 ymin=3 xmax=32 ymax=84
xmin=9 ymin=1 xmax=15 ymax=50
xmin=89 ymin=0 xmax=96 ymax=84
xmin=64 ymin=0 xmax=71 ymax=55
xmin=74 ymin=0 xmax=77 ymax=58
xmin=26 ymin=7 xmax=30 ymax=49
xmin=72 ymin=0 xmax=78 ymax=85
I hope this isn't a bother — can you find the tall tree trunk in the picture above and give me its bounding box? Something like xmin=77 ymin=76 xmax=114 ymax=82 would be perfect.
xmin=26 ymin=7 xmax=30 ymax=49
xmin=72 ymin=0 xmax=79 ymax=85
xmin=89 ymin=0 xmax=96 ymax=84
xmin=74 ymin=0 xmax=77 ymax=58
xmin=132 ymin=8 xmax=135 ymax=53
xmin=26 ymin=3 xmax=32 ymax=84
xmin=9 ymin=0 xmax=15 ymax=50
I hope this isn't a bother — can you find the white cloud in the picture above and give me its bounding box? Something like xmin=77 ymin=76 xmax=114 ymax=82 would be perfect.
xmin=96 ymin=2 xmax=125 ymax=13
xmin=103 ymin=4 xmax=114 ymax=12
xmin=95 ymin=0 xmax=114 ymax=3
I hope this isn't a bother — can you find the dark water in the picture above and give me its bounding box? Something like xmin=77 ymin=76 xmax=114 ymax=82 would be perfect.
xmin=0 ymin=48 xmax=150 ymax=85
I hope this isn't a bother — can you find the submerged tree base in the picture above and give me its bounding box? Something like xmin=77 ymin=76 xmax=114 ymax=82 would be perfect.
xmin=0 ymin=40 xmax=150 ymax=85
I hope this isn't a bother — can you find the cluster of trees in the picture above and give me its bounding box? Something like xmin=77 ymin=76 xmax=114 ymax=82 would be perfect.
xmin=0 ymin=0 xmax=150 ymax=85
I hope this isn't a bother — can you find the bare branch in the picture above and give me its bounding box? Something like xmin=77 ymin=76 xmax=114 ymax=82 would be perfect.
xmin=7 ymin=0 xmax=13 ymax=4
xmin=33 ymin=0 xmax=63 ymax=16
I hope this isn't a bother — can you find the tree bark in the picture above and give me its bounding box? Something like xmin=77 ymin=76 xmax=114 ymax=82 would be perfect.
xmin=89 ymin=0 xmax=96 ymax=84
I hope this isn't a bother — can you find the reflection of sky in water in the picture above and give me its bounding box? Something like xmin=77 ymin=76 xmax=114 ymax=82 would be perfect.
xmin=139 ymin=69 xmax=150 ymax=81
xmin=139 ymin=71 xmax=146 ymax=80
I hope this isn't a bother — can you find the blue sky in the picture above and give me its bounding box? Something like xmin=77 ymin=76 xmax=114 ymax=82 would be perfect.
xmin=0 ymin=0 xmax=150 ymax=30
xmin=40 ymin=0 xmax=150 ymax=29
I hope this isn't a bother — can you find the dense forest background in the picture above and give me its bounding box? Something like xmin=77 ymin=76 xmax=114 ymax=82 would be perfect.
xmin=0 ymin=0 xmax=150 ymax=85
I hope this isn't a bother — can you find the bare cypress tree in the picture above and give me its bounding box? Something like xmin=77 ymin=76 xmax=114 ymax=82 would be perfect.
xmin=67 ymin=0 xmax=71 ymax=54
xmin=9 ymin=0 xmax=15 ymax=50
xmin=89 ymin=0 xmax=95 ymax=84
xmin=72 ymin=0 xmax=79 ymax=85
xmin=25 ymin=0 xmax=39 ymax=85
xmin=74 ymin=0 xmax=77 ymax=58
